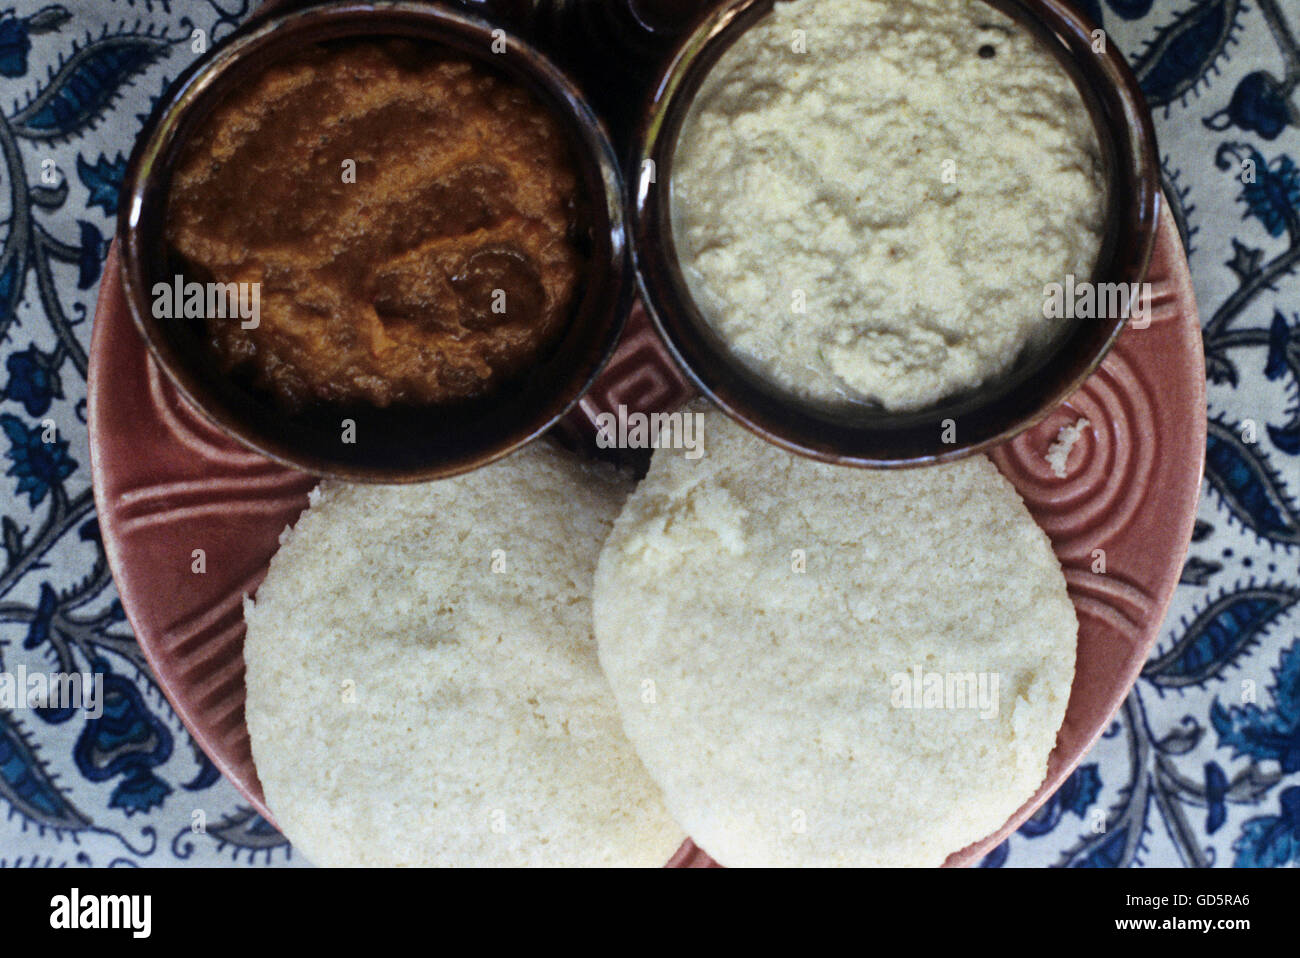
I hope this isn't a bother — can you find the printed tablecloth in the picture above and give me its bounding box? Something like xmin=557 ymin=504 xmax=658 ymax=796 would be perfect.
xmin=0 ymin=0 xmax=1296 ymax=867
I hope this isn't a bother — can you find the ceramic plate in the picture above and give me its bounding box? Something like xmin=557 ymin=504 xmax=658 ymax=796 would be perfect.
xmin=88 ymin=0 xmax=1205 ymax=868
xmin=89 ymin=198 xmax=1203 ymax=866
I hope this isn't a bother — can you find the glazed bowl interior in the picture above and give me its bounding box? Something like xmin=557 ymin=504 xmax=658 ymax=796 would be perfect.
xmin=119 ymin=0 xmax=631 ymax=481
xmin=633 ymin=0 xmax=1160 ymax=467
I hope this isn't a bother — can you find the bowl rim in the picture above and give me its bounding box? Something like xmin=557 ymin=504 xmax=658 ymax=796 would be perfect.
xmin=630 ymin=0 xmax=1162 ymax=468
xmin=117 ymin=0 xmax=634 ymax=482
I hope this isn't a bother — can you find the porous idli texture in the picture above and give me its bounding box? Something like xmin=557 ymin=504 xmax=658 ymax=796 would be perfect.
xmin=244 ymin=442 xmax=685 ymax=867
xmin=593 ymin=409 xmax=1077 ymax=867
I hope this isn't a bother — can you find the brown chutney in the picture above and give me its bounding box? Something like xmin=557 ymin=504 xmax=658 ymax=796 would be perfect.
xmin=164 ymin=38 xmax=585 ymax=409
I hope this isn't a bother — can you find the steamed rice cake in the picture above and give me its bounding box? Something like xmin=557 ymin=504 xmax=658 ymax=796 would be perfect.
xmin=592 ymin=408 xmax=1077 ymax=867
xmin=243 ymin=442 xmax=684 ymax=867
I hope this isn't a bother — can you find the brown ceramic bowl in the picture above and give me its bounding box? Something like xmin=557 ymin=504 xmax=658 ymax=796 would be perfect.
xmin=118 ymin=0 xmax=632 ymax=481
xmin=632 ymin=0 xmax=1161 ymax=466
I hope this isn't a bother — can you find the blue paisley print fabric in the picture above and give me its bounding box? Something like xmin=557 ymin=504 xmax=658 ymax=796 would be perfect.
xmin=0 ymin=0 xmax=1296 ymax=868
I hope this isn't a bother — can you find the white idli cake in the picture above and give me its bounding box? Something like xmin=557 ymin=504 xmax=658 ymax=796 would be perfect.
xmin=243 ymin=442 xmax=684 ymax=867
xmin=593 ymin=409 xmax=1077 ymax=867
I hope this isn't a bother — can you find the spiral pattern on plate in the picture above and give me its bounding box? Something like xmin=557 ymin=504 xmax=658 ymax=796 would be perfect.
xmin=991 ymin=343 xmax=1157 ymax=562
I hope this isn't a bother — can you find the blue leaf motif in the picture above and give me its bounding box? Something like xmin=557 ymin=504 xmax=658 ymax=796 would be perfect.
xmin=3 ymin=344 xmax=63 ymax=417
xmin=0 ymin=412 xmax=76 ymax=507
xmin=76 ymin=152 xmax=127 ymax=215
xmin=0 ymin=710 xmax=91 ymax=831
xmin=75 ymin=220 xmax=105 ymax=289
xmin=1232 ymin=787 xmax=1300 ymax=867
xmin=1143 ymin=585 xmax=1299 ymax=688
xmin=1240 ymin=152 xmax=1300 ymax=238
xmin=207 ymin=808 xmax=290 ymax=854
xmin=21 ymin=582 xmax=57 ymax=650
xmin=1204 ymin=418 xmax=1300 ymax=546
xmin=7 ymin=31 xmax=176 ymax=141
xmin=0 ymin=15 xmax=31 ymax=78
xmin=1211 ymin=639 xmax=1300 ymax=773
xmin=1204 ymin=762 xmax=1228 ymax=834
xmin=1132 ymin=0 xmax=1240 ymax=109
xmin=0 ymin=253 xmax=26 ymax=335
xmin=1265 ymin=310 xmax=1290 ymax=380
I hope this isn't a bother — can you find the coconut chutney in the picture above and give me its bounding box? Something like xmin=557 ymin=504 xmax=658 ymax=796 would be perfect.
xmin=671 ymin=0 xmax=1106 ymax=411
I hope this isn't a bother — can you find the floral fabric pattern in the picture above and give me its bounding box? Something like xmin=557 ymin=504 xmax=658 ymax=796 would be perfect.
xmin=0 ymin=0 xmax=1296 ymax=867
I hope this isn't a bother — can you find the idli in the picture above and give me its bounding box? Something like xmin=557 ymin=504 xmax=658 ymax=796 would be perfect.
xmin=593 ymin=409 xmax=1077 ymax=867
xmin=244 ymin=442 xmax=685 ymax=867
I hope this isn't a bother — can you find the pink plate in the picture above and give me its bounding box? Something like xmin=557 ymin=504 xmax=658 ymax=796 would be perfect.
xmin=89 ymin=199 xmax=1204 ymax=867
